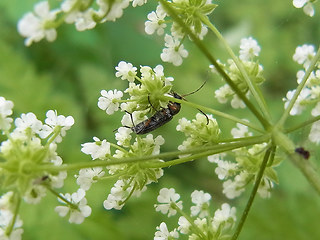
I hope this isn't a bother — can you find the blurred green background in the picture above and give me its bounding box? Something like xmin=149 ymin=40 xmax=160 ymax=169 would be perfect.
xmin=1 ymin=0 xmax=320 ymax=239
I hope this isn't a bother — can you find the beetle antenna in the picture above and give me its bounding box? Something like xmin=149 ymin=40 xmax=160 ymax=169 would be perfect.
xmin=181 ymin=80 xmax=207 ymax=97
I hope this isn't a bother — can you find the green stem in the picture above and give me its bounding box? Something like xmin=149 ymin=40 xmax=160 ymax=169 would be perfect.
xmin=284 ymin=115 xmax=320 ymax=133
xmin=172 ymin=203 xmax=207 ymax=239
xmin=162 ymin=95 xmax=265 ymax=133
xmin=5 ymin=192 xmax=21 ymax=236
xmin=46 ymin=186 xmax=78 ymax=209
xmin=146 ymin=135 xmax=270 ymax=169
xmin=278 ymin=45 xmax=320 ymax=127
xmin=159 ymin=0 xmax=270 ymax=130
xmin=231 ymin=146 xmax=274 ymax=240
xmin=34 ymin=135 xmax=270 ymax=173
xmin=200 ymin=16 xmax=272 ymax=122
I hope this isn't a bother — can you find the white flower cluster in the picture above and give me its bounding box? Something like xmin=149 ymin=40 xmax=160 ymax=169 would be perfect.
xmin=283 ymin=44 xmax=320 ymax=144
xmin=154 ymin=188 xmax=236 ymax=240
xmin=98 ymin=61 xmax=175 ymax=137
xmin=144 ymin=0 xmax=217 ymax=66
xmin=176 ymin=113 xmax=220 ymax=152
xmin=293 ymin=0 xmax=316 ymax=17
xmin=208 ymin=138 xmax=280 ymax=199
xmin=81 ymin=132 xmax=165 ymax=210
xmin=0 ymin=192 xmax=24 ymax=240
xmin=213 ymin=37 xmax=264 ymax=109
xmin=0 ymin=97 xmax=75 ymax=238
xmin=18 ymin=0 xmax=148 ymax=46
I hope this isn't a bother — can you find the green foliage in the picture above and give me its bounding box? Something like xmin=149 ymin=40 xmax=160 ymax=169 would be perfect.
xmin=0 ymin=0 xmax=320 ymax=239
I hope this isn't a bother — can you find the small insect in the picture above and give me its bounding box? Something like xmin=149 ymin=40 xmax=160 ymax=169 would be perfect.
xmin=127 ymin=82 xmax=207 ymax=135
xmin=130 ymin=93 xmax=182 ymax=134
xmin=295 ymin=147 xmax=310 ymax=160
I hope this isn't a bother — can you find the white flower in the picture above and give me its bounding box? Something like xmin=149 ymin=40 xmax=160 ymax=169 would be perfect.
xmin=115 ymin=61 xmax=137 ymax=82
xmin=0 ymin=97 xmax=14 ymax=131
xmin=311 ymin=102 xmax=320 ymax=117
xmin=17 ymin=1 xmax=59 ymax=46
xmin=231 ymin=122 xmax=252 ymax=138
xmin=97 ymin=0 xmax=130 ymax=22
xmin=66 ymin=9 xmax=97 ymax=31
xmin=293 ymin=0 xmax=315 ymax=17
xmin=154 ymin=222 xmax=179 ymax=240
xmin=76 ymin=167 xmax=105 ymax=190
xmin=283 ymin=88 xmax=311 ymax=115
xmin=115 ymin=127 xmax=133 ymax=147
xmin=222 ymin=179 xmax=245 ymax=199
xmin=293 ymin=44 xmax=316 ymax=69
xmin=23 ymin=185 xmax=47 ymax=204
xmin=145 ymin=5 xmax=167 ymax=35
xmin=81 ymin=137 xmax=111 ymax=160
xmin=39 ymin=110 xmax=74 ymax=142
xmin=215 ymin=160 xmax=238 ymax=180
xmin=177 ymin=216 xmax=191 ymax=234
xmin=55 ymin=189 xmax=91 ymax=224
xmin=231 ymin=95 xmax=245 ymax=109
xmin=154 ymin=188 xmax=182 ymax=217
xmin=190 ymin=190 xmax=211 ymax=218
xmin=214 ymin=85 xmax=233 ymax=104
xmin=239 ymin=37 xmax=261 ymax=61
xmin=132 ymin=0 xmax=148 ymax=7
xmin=98 ymin=89 xmax=123 ymax=115
xmin=207 ymin=153 xmax=226 ymax=163
xmin=161 ymin=34 xmax=188 ymax=66
xmin=103 ymin=179 xmax=131 ymax=210
xmin=309 ymin=120 xmax=320 ymax=144
xmin=0 ymin=209 xmax=23 ymax=240
xmin=14 ymin=112 xmax=42 ymax=135
xmin=212 ymin=203 xmax=236 ymax=231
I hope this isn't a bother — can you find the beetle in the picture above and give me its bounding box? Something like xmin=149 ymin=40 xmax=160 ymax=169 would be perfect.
xmin=130 ymin=92 xmax=182 ymax=135
xmin=295 ymin=147 xmax=310 ymax=160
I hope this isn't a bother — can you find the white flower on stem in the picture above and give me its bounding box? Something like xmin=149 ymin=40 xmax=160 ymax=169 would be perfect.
xmin=115 ymin=61 xmax=137 ymax=82
xmin=103 ymin=179 xmax=135 ymax=210
xmin=0 ymin=97 xmax=14 ymax=131
xmin=97 ymin=0 xmax=130 ymax=22
xmin=190 ymin=190 xmax=211 ymax=218
xmin=132 ymin=0 xmax=148 ymax=7
xmin=98 ymin=89 xmax=123 ymax=115
xmin=231 ymin=122 xmax=252 ymax=138
xmin=177 ymin=216 xmax=191 ymax=234
xmin=161 ymin=34 xmax=188 ymax=66
xmin=215 ymin=160 xmax=238 ymax=180
xmin=55 ymin=189 xmax=92 ymax=224
xmin=39 ymin=110 xmax=74 ymax=142
xmin=214 ymin=84 xmax=234 ymax=104
xmin=66 ymin=9 xmax=97 ymax=31
xmin=115 ymin=127 xmax=133 ymax=147
xmin=309 ymin=120 xmax=320 ymax=144
xmin=311 ymin=102 xmax=320 ymax=117
xmin=145 ymin=5 xmax=167 ymax=35
xmin=154 ymin=188 xmax=182 ymax=217
xmin=23 ymin=185 xmax=47 ymax=204
xmin=207 ymin=153 xmax=226 ymax=163
xmin=0 ymin=209 xmax=23 ymax=240
xmin=17 ymin=1 xmax=59 ymax=46
xmin=154 ymin=222 xmax=179 ymax=240
xmin=239 ymin=37 xmax=261 ymax=61
xmin=293 ymin=44 xmax=316 ymax=69
xmin=222 ymin=178 xmax=245 ymax=199
xmin=293 ymin=0 xmax=315 ymax=17
xmin=76 ymin=167 xmax=105 ymax=191
xmin=212 ymin=203 xmax=236 ymax=230
xmin=283 ymin=88 xmax=311 ymax=115
xmin=14 ymin=112 xmax=43 ymax=135
xmin=81 ymin=137 xmax=111 ymax=160
xmin=231 ymin=95 xmax=246 ymax=109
